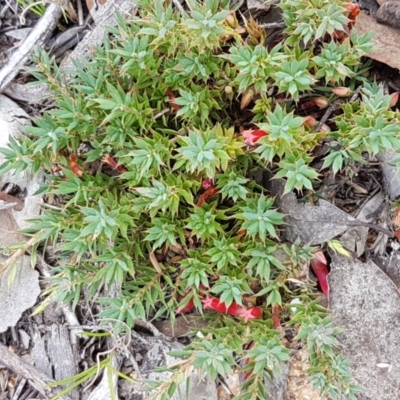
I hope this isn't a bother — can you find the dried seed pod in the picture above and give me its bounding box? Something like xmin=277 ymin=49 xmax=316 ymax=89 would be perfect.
xmin=331 ymin=87 xmax=352 ymax=97
xmin=303 ymin=116 xmax=318 ymax=128
xmin=390 ymin=92 xmax=399 ymax=107
xmin=314 ymin=97 xmax=329 ymax=108
xmin=320 ymin=123 xmax=331 ymax=133
xmin=225 ymin=13 xmax=237 ymax=28
xmin=240 ymin=89 xmax=255 ymax=109
xmin=224 ymin=85 xmax=233 ymax=95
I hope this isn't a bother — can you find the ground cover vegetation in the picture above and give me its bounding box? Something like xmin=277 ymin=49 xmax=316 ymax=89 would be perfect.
xmin=1 ymin=0 xmax=399 ymax=398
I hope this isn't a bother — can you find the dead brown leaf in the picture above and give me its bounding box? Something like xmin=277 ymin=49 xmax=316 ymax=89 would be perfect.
xmin=354 ymin=12 xmax=400 ymax=70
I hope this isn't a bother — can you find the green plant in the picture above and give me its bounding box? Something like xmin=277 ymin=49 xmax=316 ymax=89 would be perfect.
xmin=323 ymin=82 xmax=400 ymax=174
xmin=292 ymin=304 xmax=364 ymax=399
xmin=0 ymin=0 xmax=391 ymax=398
xmin=280 ymin=0 xmax=350 ymax=45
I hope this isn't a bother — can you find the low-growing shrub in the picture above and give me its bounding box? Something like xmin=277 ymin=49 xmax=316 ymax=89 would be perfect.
xmin=2 ymin=0 xmax=398 ymax=398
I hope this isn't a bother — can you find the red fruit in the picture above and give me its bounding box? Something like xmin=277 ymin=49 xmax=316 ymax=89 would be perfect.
xmin=313 ymin=250 xmax=327 ymax=264
xmin=242 ymin=129 xmax=268 ymax=145
xmin=176 ymin=298 xmax=195 ymax=314
xmin=177 ymin=285 xmax=209 ymax=314
xmin=225 ymin=302 xmax=244 ymax=316
xmin=202 ymin=295 xmax=229 ymax=313
xmin=310 ymin=251 xmax=329 ymax=297
xmin=201 ymin=296 xmax=262 ymax=322
xmin=176 ymin=290 xmax=195 ymax=314
xmin=243 ymin=306 xmax=263 ymax=322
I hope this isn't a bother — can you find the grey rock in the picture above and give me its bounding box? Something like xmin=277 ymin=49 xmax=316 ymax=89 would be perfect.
xmin=357 ymin=0 xmax=380 ymax=16
xmin=144 ymin=338 xmax=218 ymax=400
xmin=374 ymin=250 xmax=400 ymax=288
xmin=0 ymin=94 xmax=42 ymax=229
xmin=329 ymin=253 xmax=400 ymax=399
xmin=376 ymin=0 xmax=400 ymax=28
xmin=0 ymin=255 xmax=40 ymax=333
xmin=121 ymin=337 xmax=218 ymax=400
xmin=377 ymin=150 xmax=400 ymax=200
xmin=340 ymin=191 xmax=385 ymax=257
xmin=19 ymin=329 xmax=31 ymax=349
xmin=265 ymin=361 xmax=289 ymax=400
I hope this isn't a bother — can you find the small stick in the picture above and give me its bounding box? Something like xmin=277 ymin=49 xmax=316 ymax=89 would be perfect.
xmin=388 ymin=80 xmax=400 ymax=92
xmin=314 ymin=99 xmax=341 ymax=133
xmin=349 ymin=84 xmax=363 ymax=102
xmin=76 ymin=0 xmax=84 ymax=25
xmin=172 ymin=0 xmax=185 ymax=14
xmin=11 ymin=378 xmax=26 ymax=400
xmin=258 ymin=22 xmax=286 ymax=29
xmin=315 ymin=85 xmax=363 ymax=132
xmin=154 ymin=108 xmax=169 ymax=120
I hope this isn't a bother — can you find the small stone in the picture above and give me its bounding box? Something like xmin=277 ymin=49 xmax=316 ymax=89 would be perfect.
xmin=376 ymin=1 xmax=400 ymax=28
xmin=0 ymin=255 xmax=40 ymax=333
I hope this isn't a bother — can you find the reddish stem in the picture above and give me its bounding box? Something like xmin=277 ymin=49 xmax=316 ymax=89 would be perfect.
xmin=69 ymin=154 xmax=83 ymax=177
xmin=197 ymin=187 xmax=219 ymax=206
xmin=272 ymin=304 xmax=283 ymax=332
xmin=166 ymin=88 xmax=180 ymax=112
xmin=243 ymin=341 xmax=256 ymax=381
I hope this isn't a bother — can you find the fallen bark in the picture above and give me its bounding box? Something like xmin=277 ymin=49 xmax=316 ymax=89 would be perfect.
xmin=0 ymin=342 xmax=73 ymax=400
xmin=0 ymin=4 xmax=62 ymax=92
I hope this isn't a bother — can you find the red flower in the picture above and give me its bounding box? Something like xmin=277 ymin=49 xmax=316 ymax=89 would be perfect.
xmin=201 ymin=178 xmax=214 ymax=190
xmin=233 ymin=306 xmax=263 ymax=323
xmin=242 ymin=129 xmax=268 ymax=145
